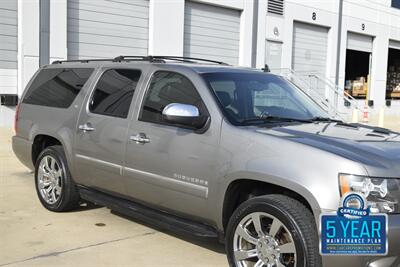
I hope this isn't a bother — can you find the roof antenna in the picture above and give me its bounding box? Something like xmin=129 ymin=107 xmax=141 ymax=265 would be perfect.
xmin=262 ymin=64 xmax=271 ymax=72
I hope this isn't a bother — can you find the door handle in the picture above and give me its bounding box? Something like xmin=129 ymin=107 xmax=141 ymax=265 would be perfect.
xmin=130 ymin=133 xmax=150 ymax=144
xmin=78 ymin=123 xmax=95 ymax=132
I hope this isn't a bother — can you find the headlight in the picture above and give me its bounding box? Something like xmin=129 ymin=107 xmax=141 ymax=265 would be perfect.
xmin=339 ymin=174 xmax=400 ymax=214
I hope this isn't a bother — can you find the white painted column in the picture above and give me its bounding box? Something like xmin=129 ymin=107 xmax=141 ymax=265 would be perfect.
xmin=49 ymin=0 xmax=67 ymax=63
xmin=370 ymin=35 xmax=389 ymax=111
xmin=238 ymin=0 xmax=254 ymax=67
xmin=149 ymin=0 xmax=185 ymax=56
xmin=17 ymin=0 xmax=40 ymax=96
xmin=255 ymin=0 xmax=268 ymax=69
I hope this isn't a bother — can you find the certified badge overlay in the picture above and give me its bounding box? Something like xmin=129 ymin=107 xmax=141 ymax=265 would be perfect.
xmin=320 ymin=192 xmax=388 ymax=255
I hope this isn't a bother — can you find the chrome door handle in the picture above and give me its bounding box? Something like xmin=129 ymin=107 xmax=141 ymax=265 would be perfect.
xmin=78 ymin=123 xmax=95 ymax=132
xmin=130 ymin=133 xmax=150 ymax=144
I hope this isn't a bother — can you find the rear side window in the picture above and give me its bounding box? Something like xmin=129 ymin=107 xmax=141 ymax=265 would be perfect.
xmin=139 ymin=71 xmax=205 ymax=124
xmin=23 ymin=68 xmax=94 ymax=108
xmin=89 ymin=69 xmax=141 ymax=118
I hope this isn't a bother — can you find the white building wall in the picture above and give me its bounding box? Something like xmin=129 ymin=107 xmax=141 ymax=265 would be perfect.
xmin=149 ymin=0 xmax=254 ymax=63
xmin=149 ymin=0 xmax=185 ymax=56
xmin=1 ymin=0 xmax=40 ymax=127
xmin=340 ymin=0 xmax=400 ymax=115
xmin=259 ymin=0 xmax=400 ymax=117
xmin=17 ymin=0 xmax=40 ymax=96
xmin=1 ymin=0 xmax=400 ymax=128
xmin=0 ymin=0 xmax=18 ymax=127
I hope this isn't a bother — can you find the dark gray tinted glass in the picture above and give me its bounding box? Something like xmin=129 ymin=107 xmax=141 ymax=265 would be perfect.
xmin=23 ymin=68 xmax=94 ymax=108
xmin=140 ymin=71 xmax=203 ymax=124
xmin=89 ymin=69 xmax=141 ymax=118
xmin=202 ymin=72 xmax=326 ymax=125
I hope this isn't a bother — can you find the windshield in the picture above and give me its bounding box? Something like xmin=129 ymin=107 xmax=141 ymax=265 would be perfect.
xmin=202 ymin=72 xmax=328 ymax=125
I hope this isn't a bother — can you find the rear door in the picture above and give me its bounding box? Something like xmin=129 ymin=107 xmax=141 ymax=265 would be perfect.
xmin=74 ymin=68 xmax=144 ymax=194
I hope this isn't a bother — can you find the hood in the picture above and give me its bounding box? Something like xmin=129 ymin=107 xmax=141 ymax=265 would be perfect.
xmin=256 ymin=122 xmax=400 ymax=177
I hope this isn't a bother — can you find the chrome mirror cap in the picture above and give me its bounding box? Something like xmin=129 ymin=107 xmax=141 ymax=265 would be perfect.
xmin=162 ymin=103 xmax=200 ymax=117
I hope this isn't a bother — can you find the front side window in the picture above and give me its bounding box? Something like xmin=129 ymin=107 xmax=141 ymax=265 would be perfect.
xmin=23 ymin=68 xmax=94 ymax=108
xmin=89 ymin=69 xmax=141 ymax=118
xmin=140 ymin=71 xmax=206 ymax=124
xmin=202 ymin=72 xmax=327 ymax=125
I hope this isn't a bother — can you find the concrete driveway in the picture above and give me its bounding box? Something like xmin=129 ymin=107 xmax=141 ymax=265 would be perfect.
xmin=2 ymin=121 xmax=399 ymax=267
xmin=0 ymin=128 xmax=227 ymax=267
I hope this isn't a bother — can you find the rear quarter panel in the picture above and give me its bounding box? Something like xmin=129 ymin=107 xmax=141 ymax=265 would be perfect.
xmin=15 ymin=65 xmax=100 ymax=177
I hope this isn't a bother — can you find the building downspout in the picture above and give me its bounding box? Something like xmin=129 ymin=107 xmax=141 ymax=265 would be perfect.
xmin=251 ymin=0 xmax=259 ymax=68
xmin=39 ymin=0 xmax=50 ymax=67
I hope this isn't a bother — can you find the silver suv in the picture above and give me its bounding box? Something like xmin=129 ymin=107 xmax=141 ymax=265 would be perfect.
xmin=12 ymin=56 xmax=400 ymax=267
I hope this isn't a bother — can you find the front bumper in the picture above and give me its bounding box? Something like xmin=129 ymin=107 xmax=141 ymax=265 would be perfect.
xmin=322 ymin=214 xmax=400 ymax=267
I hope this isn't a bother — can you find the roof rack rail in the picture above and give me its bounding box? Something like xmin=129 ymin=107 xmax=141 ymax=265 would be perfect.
xmin=117 ymin=55 xmax=229 ymax=65
xmin=52 ymin=55 xmax=229 ymax=65
xmin=52 ymin=56 xmax=154 ymax=65
xmin=112 ymin=55 xmax=165 ymax=63
xmin=52 ymin=58 xmax=117 ymax=64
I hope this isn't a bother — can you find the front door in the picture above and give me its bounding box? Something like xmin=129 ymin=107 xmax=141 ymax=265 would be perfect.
xmin=74 ymin=68 xmax=143 ymax=194
xmin=123 ymin=71 xmax=220 ymax=221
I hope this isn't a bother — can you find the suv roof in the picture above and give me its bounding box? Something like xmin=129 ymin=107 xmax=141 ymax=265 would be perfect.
xmin=52 ymin=55 xmax=230 ymax=65
xmin=49 ymin=55 xmax=260 ymax=74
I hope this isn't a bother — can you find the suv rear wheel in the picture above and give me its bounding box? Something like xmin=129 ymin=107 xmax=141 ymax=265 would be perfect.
xmin=35 ymin=145 xmax=80 ymax=211
xmin=226 ymin=194 xmax=321 ymax=267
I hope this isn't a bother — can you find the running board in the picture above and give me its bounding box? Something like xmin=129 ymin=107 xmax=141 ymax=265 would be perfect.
xmin=79 ymin=186 xmax=218 ymax=239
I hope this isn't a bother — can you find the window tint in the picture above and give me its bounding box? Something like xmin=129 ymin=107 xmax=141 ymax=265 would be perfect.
xmin=89 ymin=69 xmax=141 ymax=118
xmin=202 ymin=72 xmax=326 ymax=125
xmin=23 ymin=68 xmax=94 ymax=108
xmin=140 ymin=71 xmax=205 ymax=124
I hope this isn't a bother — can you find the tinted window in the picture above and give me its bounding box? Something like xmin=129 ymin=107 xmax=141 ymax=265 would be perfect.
xmin=140 ymin=71 xmax=205 ymax=124
xmin=23 ymin=68 xmax=94 ymax=108
xmin=202 ymin=72 xmax=326 ymax=125
xmin=89 ymin=69 xmax=141 ymax=118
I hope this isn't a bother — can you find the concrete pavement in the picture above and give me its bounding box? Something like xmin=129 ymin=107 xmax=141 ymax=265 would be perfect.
xmin=1 ymin=120 xmax=399 ymax=267
xmin=0 ymin=128 xmax=227 ymax=267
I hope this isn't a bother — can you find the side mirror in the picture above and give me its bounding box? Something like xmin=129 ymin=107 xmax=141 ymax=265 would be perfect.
xmin=162 ymin=103 xmax=208 ymax=129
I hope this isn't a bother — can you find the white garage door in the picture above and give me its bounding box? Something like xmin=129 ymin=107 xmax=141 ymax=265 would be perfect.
xmin=184 ymin=1 xmax=240 ymax=65
xmin=389 ymin=40 xmax=400 ymax=50
xmin=292 ymin=22 xmax=328 ymax=75
xmin=347 ymin=32 xmax=373 ymax=53
xmin=0 ymin=0 xmax=17 ymax=95
xmin=67 ymin=0 xmax=149 ymax=59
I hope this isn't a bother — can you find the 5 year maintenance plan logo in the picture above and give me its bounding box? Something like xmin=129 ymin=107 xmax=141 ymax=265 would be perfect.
xmin=320 ymin=192 xmax=388 ymax=255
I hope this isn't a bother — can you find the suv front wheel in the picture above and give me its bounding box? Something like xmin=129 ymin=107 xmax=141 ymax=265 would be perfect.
xmin=35 ymin=145 xmax=80 ymax=211
xmin=226 ymin=194 xmax=321 ymax=267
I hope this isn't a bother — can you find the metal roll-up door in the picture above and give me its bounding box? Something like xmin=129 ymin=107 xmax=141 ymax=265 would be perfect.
xmin=292 ymin=22 xmax=328 ymax=75
xmin=0 ymin=0 xmax=17 ymax=95
xmin=67 ymin=0 xmax=149 ymax=59
xmin=347 ymin=32 xmax=373 ymax=53
xmin=184 ymin=1 xmax=240 ymax=65
xmin=389 ymin=40 xmax=400 ymax=50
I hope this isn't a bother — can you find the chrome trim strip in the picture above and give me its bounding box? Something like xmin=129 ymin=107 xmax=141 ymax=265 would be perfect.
xmin=124 ymin=167 xmax=208 ymax=199
xmin=76 ymin=154 xmax=122 ymax=174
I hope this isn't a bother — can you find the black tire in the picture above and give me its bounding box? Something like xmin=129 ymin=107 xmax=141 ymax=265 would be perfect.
xmin=34 ymin=145 xmax=80 ymax=212
xmin=226 ymin=194 xmax=322 ymax=267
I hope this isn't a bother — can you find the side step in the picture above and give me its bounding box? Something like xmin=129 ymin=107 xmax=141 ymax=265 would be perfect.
xmin=79 ymin=187 xmax=218 ymax=239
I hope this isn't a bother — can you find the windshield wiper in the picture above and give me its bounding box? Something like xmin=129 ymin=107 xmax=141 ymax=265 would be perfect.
xmin=239 ymin=116 xmax=343 ymax=125
xmin=310 ymin=116 xmax=342 ymax=123
xmin=239 ymin=115 xmax=312 ymax=124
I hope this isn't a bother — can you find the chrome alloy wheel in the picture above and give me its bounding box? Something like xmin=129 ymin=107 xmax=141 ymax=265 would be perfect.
xmin=37 ymin=155 xmax=63 ymax=204
xmin=233 ymin=212 xmax=297 ymax=267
